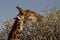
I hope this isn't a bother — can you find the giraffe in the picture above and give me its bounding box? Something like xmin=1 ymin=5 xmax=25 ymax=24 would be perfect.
xmin=16 ymin=6 xmax=45 ymax=22
xmin=7 ymin=6 xmax=45 ymax=40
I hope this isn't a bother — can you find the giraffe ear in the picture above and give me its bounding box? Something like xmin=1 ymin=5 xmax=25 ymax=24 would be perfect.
xmin=16 ymin=6 xmax=25 ymax=15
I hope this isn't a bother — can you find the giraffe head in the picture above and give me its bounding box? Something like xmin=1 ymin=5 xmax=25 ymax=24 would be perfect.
xmin=16 ymin=6 xmax=45 ymax=22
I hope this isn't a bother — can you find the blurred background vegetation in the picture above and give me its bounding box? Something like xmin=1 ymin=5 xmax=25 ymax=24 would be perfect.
xmin=0 ymin=7 xmax=60 ymax=40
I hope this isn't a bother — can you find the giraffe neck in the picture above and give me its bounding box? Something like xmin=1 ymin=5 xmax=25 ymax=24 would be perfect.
xmin=7 ymin=16 xmax=24 ymax=40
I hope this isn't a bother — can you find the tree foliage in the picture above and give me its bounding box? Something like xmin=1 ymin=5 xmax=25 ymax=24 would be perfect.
xmin=0 ymin=8 xmax=60 ymax=40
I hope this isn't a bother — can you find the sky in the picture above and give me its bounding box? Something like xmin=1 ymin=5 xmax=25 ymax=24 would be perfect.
xmin=0 ymin=0 xmax=60 ymax=28
xmin=0 ymin=0 xmax=60 ymax=19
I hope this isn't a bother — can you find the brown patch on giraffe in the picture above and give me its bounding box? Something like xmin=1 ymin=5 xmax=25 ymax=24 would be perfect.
xmin=13 ymin=33 xmax=16 ymax=39
xmin=17 ymin=26 xmax=20 ymax=29
xmin=16 ymin=29 xmax=21 ymax=34
xmin=17 ymin=35 xmax=20 ymax=39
